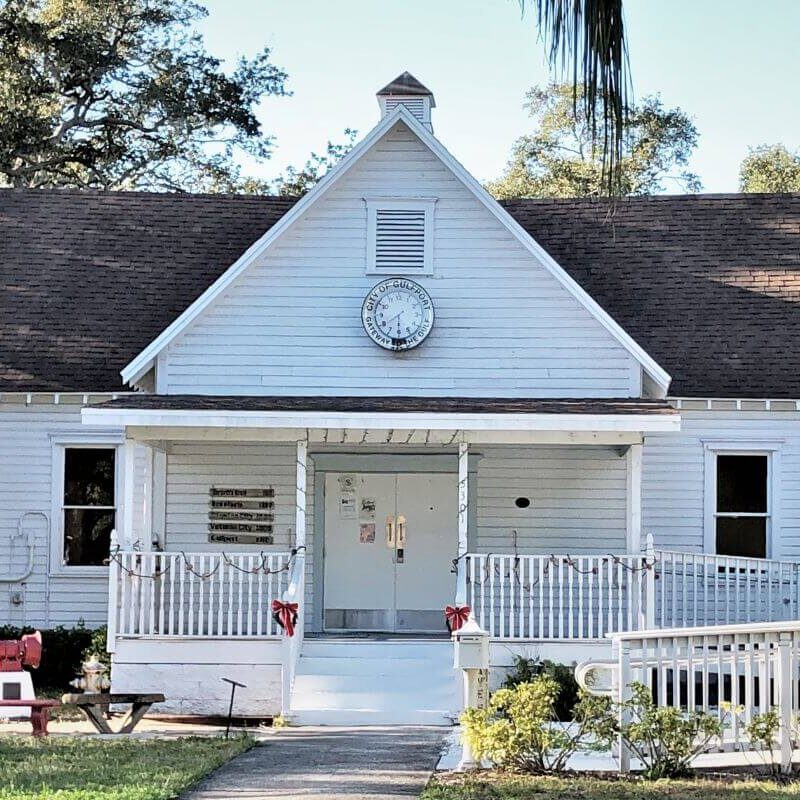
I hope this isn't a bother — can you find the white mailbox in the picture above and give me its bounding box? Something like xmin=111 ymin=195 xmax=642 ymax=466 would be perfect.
xmin=453 ymin=615 xmax=489 ymax=670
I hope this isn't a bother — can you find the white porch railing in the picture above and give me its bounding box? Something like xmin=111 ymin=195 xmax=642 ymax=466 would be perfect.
xmin=281 ymin=549 xmax=306 ymax=717
xmin=463 ymin=553 xmax=651 ymax=640
xmin=653 ymin=550 xmax=800 ymax=628
xmin=610 ymin=621 xmax=800 ymax=773
xmin=110 ymin=549 xmax=293 ymax=640
xmin=461 ymin=548 xmax=800 ymax=641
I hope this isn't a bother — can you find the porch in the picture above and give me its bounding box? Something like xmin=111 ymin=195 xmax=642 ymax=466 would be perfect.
xmin=81 ymin=393 xmax=718 ymax=721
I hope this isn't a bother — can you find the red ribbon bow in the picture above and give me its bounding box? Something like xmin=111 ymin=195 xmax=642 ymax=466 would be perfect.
xmin=444 ymin=605 xmax=470 ymax=633
xmin=272 ymin=600 xmax=299 ymax=637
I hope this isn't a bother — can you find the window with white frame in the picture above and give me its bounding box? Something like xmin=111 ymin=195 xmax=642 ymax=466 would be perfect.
xmin=366 ymin=199 xmax=435 ymax=274
xmin=713 ymin=453 xmax=769 ymax=558
xmin=59 ymin=446 xmax=117 ymax=567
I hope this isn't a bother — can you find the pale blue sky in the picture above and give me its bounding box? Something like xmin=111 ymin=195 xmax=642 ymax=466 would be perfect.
xmin=200 ymin=0 xmax=800 ymax=193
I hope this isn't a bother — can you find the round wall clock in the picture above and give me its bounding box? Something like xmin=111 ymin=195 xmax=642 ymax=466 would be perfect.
xmin=361 ymin=277 xmax=435 ymax=351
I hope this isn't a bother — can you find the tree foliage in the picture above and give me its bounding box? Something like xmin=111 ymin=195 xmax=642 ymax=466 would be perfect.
xmin=487 ymin=83 xmax=700 ymax=199
xmin=739 ymin=144 xmax=800 ymax=193
xmin=0 ymin=0 xmax=288 ymax=190
xmin=521 ymin=0 xmax=630 ymax=196
xmin=272 ymin=129 xmax=357 ymax=197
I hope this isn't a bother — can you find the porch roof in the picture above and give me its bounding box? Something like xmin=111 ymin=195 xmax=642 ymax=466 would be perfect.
xmin=86 ymin=394 xmax=675 ymax=415
xmin=82 ymin=395 xmax=679 ymax=444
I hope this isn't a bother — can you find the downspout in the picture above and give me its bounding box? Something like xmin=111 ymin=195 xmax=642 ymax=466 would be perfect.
xmin=0 ymin=511 xmax=46 ymax=583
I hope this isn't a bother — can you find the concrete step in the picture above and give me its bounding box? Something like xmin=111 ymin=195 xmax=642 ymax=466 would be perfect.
xmin=290 ymin=686 xmax=459 ymax=710
xmin=295 ymin=657 xmax=453 ymax=678
xmin=300 ymin=640 xmax=451 ymax=659
xmin=289 ymin=638 xmax=460 ymax=725
xmin=290 ymin=708 xmax=457 ymax=726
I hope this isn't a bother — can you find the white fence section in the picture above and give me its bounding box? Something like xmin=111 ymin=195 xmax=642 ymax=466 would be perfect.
xmin=653 ymin=550 xmax=800 ymax=628
xmin=463 ymin=553 xmax=650 ymax=640
xmin=610 ymin=621 xmax=800 ymax=773
xmin=110 ymin=549 xmax=293 ymax=640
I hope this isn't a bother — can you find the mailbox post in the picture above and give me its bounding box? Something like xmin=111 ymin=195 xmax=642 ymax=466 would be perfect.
xmin=452 ymin=613 xmax=490 ymax=770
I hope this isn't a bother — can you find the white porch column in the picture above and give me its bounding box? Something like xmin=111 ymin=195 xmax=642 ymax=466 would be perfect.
xmin=455 ymin=442 xmax=469 ymax=606
xmin=295 ymin=439 xmax=308 ymax=551
xmin=625 ymin=443 xmax=643 ymax=554
xmin=458 ymin=442 xmax=469 ymax=556
xmin=120 ymin=437 xmax=137 ymax=549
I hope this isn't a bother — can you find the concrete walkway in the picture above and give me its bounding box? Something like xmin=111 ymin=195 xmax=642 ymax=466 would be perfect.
xmin=181 ymin=726 xmax=448 ymax=800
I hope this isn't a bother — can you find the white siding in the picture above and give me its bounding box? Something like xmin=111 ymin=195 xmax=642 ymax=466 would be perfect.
xmin=475 ymin=445 xmax=628 ymax=555
xmin=164 ymin=442 xmax=316 ymax=612
xmin=642 ymin=409 xmax=800 ymax=559
xmin=160 ymin=122 xmax=641 ymax=397
xmin=0 ymin=401 xmax=143 ymax=628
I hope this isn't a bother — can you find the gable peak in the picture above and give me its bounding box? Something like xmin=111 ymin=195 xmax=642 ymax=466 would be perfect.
xmin=376 ymin=72 xmax=435 ymax=132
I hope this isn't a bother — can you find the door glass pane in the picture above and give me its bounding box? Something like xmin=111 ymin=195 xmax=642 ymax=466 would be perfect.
xmin=716 ymin=516 xmax=767 ymax=558
xmin=716 ymin=455 xmax=767 ymax=513
xmin=64 ymin=448 xmax=115 ymax=506
xmin=63 ymin=508 xmax=115 ymax=566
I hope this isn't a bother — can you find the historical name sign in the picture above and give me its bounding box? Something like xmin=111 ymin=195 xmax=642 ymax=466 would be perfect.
xmin=208 ymin=486 xmax=275 ymax=544
xmin=208 ymin=532 xmax=274 ymax=545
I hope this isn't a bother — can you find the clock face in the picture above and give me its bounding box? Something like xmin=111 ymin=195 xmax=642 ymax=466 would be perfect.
xmin=362 ymin=278 xmax=435 ymax=351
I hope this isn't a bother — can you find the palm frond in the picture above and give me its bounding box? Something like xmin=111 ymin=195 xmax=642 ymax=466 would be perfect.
xmin=521 ymin=0 xmax=630 ymax=196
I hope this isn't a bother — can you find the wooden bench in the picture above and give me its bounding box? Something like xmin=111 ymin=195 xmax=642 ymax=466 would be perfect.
xmin=0 ymin=699 xmax=61 ymax=736
xmin=61 ymin=693 xmax=165 ymax=734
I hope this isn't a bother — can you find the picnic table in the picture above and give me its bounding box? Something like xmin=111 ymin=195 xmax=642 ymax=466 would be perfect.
xmin=61 ymin=693 xmax=165 ymax=734
xmin=0 ymin=698 xmax=60 ymax=736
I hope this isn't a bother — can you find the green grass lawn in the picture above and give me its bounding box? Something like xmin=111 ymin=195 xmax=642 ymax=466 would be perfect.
xmin=0 ymin=735 xmax=253 ymax=800
xmin=423 ymin=773 xmax=800 ymax=800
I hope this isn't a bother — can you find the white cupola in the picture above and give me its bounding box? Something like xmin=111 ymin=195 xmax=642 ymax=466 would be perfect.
xmin=376 ymin=72 xmax=435 ymax=132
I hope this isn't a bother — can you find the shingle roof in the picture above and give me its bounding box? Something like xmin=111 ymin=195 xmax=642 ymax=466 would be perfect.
xmin=376 ymin=72 xmax=433 ymax=97
xmin=96 ymin=394 xmax=675 ymax=415
xmin=1 ymin=188 xmax=798 ymax=397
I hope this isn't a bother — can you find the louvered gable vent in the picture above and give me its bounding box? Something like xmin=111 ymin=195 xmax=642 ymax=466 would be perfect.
xmin=375 ymin=208 xmax=426 ymax=271
xmin=382 ymin=97 xmax=426 ymax=119
xmin=366 ymin=199 xmax=436 ymax=275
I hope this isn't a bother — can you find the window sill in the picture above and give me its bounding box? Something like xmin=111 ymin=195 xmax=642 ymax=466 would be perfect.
xmin=49 ymin=566 xmax=109 ymax=579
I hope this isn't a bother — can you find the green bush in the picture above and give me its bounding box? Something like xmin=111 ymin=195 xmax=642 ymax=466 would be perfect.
xmin=588 ymin=682 xmax=723 ymax=779
xmin=461 ymin=675 xmax=610 ymax=773
xmin=743 ymin=708 xmax=782 ymax=776
xmin=0 ymin=622 xmax=104 ymax=691
xmin=501 ymin=656 xmax=579 ymax=721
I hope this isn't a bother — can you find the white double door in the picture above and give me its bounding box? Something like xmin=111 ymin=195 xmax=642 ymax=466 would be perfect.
xmin=323 ymin=472 xmax=458 ymax=632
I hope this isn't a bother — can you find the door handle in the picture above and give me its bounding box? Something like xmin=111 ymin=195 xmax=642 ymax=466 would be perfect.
xmin=397 ymin=515 xmax=406 ymax=546
xmin=386 ymin=515 xmax=396 ymax=547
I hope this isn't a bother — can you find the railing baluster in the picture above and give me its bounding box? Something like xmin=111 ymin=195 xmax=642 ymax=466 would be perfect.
xmin=237 ymin=559 xmax=244 ymax=636
xmin=207 ymin=553 xmax=216 ymax=636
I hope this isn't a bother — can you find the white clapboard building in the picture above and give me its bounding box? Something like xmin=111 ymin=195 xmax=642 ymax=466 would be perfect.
xmin=2 ymin=73 xmax=800 ymax=725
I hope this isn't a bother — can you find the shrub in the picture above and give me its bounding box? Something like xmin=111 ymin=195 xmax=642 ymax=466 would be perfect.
xmin=0 ymin=622 xmax=100 ymax=691
xmin=501 ymin=656 xmax=579 ymax=721
xmin=588 ymin=682 xmax=723 ymax=779
xmin=743 ymin=708 xmax=782 ymax=776
xmin=461 ymin=675 xmax=611 ymax=773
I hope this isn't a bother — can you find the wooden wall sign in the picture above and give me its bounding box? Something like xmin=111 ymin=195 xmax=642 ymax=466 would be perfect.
xmin=208 ymin=486 xmax=274 ymax=544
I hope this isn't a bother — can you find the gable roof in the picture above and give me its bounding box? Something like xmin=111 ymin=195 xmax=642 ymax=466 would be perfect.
xmin=116 ymin=107 xmax=670 ymax=394
xmin=0 ymin=188 xmax=798 ymax=397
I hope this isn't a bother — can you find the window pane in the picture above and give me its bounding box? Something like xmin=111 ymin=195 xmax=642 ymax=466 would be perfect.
xmin=716 ymin=455 xmax=767 ymax=513
xmin=63 ymin=509 xmax=114 ymax=566
xmin=64 ymin=448 xmax=115 ymax=506
xmin=716 ymin=516 xmax=767 ymax=558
